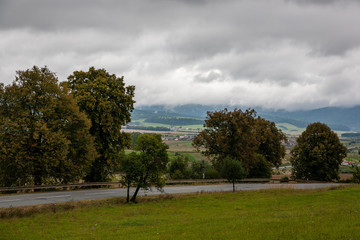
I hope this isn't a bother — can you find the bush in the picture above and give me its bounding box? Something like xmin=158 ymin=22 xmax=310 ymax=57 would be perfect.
xmin=168 ymin=156 xmax=191 ymax=179
xmin=205 ymin=168 xmax=221 ymax=179
xmin=248 ymin=154 xmax=272 ymax=178
xmin=280 ymin=176 xmax=289 ymax=182
xmin=351 ymin=166 xmax=360 ymax=183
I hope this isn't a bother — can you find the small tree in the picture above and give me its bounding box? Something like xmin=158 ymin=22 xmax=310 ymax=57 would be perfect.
xmin=119 ymin=152 xmax=144 ymax=203
xmin=221 ymin=157 xmax=247 ymax=192
xmin=290 ymin=122 xmax=347 ymax=181
xmin=168 ymin=155 xmax=191 ymax=179
xmin=130 ymin=134 xmax=169 ymax=203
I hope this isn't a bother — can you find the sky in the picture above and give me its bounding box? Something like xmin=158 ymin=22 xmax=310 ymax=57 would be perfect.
xmin=0 ymin=0 xmax=359 ymax=110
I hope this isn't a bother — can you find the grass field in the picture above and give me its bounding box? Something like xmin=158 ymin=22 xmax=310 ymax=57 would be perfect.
xmin=1 ymin=186 xmax=360 ymax=239
xmin=131 ymin=119 xmax=204 ymax=130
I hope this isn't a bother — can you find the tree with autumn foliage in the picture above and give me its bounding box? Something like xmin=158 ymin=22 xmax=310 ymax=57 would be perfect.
xmin=0 ymin=66 xmax=96 ymax=186
xmin=193 ymin=108 xmax=286 ymax=177
xmin=67 ymin=67 xmax=135 ymax=182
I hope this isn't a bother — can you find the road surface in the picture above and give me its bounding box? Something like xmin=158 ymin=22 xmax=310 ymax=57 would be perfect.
xmin=0 ymin=183 xmax=342 ymax=208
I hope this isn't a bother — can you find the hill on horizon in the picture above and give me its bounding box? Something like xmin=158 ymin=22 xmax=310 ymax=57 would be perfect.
xmin=134 ymin=104 xmax=360 ymax=132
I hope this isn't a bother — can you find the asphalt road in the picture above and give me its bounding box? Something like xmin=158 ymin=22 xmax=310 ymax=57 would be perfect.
xmin=0 ymin=183 xmax=342 ymax=208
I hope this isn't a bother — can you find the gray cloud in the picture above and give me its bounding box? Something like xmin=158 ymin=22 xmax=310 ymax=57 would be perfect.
xmin=0 ymin=0 xmax=359 ymax=110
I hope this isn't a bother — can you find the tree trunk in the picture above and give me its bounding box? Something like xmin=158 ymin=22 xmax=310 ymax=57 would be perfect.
xmin=126 ymin=184 xmax=130 ymax=203
xmin=130 ymin=184 xmax=141 ymax=203
xmin=232 ymin=179 xmax=235 ymax=192
xmin=131 ymin=174 xmax=148 ymax=203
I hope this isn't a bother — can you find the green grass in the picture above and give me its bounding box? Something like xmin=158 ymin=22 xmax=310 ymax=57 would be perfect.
xmin=1 ymin=186 xmax=360 ymax=239
xmin=130 ymin=118 xmax=203 ymax=130
xmin=346 ymin=156 xmax=360 ymax=163
xmin=276 ymin=123 xmax=305 ymax=135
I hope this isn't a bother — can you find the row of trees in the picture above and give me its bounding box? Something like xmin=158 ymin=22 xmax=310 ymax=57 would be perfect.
xmin=0 ymin=66 xmax=135 ymax=186
xmin=193 ymin=108 xmax=347 ymax=182
xmin=0 ymin=65 xmax=348 ymax=190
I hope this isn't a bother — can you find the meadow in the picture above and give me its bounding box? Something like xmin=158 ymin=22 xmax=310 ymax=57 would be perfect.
xmin=1 ymin=185 xmax=360 ymax=239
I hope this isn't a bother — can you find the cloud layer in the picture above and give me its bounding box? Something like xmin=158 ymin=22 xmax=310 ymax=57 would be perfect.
xmin=1 ymin=0 xmax=359 ymax=110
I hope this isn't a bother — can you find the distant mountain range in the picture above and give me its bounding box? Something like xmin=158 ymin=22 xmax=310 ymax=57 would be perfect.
xmin=134 ymin=104 xmax=360 ymax=132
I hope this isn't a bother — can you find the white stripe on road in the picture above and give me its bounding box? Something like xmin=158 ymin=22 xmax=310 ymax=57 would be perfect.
xmin=0 ymin=199 xmax=20 ymax=203
xmin=85 ymin=191 xmax=115 ymax=196
xmin=36 ymin=195 xmax=71 ymax=199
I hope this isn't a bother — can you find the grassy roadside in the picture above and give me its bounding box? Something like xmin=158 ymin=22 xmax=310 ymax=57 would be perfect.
xmin=1 ymin=185 xmax=360 ymax=239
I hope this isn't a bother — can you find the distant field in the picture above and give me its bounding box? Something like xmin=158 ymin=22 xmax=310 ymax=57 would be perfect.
xmin=166 ymin=141 xmax=209 ymax=162
xmin=130 ymin=118 xmax=203 ymax=130
xmin=1 ymin=186 xmax=360 ymax=239
xmin=345 ymin=156 xmax=360 ymax=163
xmin=276 ymin=123 xmax=305 ymax=135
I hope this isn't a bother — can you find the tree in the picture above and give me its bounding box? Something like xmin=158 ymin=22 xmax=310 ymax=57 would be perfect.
xmin=67 ymin=67 xmax=135 ymax=182
xmin=193 ymin=108 xmax=258 ymax=169
xmin=130 ymin=134 xmax=169 ymax=203
xmin=119 ymin=152 xmax=144 ymax=203
xmin=193 ymin=108 xmax=286 ymax=177
xmin=0 ymin=66 xmax=96 ymax=186
xmin=221 ymin=157 xmax=247 ymax=192
xmin=247 ymin=154 xmax=272 ymax=178
xmin=168 ymin=155 xmax=191 ymax=179
xmin=255 ymin=117 xmax=286 ymax=168
xmin=130 ymin=132 xmax=142 ymax=149
xmin=290 ymin=122 xmax=347 ymax=181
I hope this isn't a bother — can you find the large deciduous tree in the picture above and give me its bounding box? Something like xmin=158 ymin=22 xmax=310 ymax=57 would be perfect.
xmin=193 ymin=108 xmax=286 ymax=177
xmin=0 ymin=66 xmax=96 ymax=186
xmin=255 ymin=117 xmax=286 ymax=168
xmin=67 ymin=67 xmax=135 ymax=182
xmin=290 ymin=122 xmax=347 ymax=181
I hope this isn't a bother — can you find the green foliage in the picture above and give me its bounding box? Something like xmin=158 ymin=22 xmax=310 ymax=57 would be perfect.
xmin=351 ymin=166 xmax=360 ymax=183
xmin=255 ymin=117 xmax=286 ymax=168
xmin=221 ymin=157 xmax=247 ymax=191
xmin=130 ymin=134 xmax=169 ymax=202
xmin=168 ymin=156 xmax=191 ymax=179
xmin=67 ymin=67 xmax=135 ymax=182
xmin=247 ymin=154 xmax=272 ymax=178
xmin=130 ymin=132 xmax=142 ymax=149
xmin=204 ymin=167 xmax=221 ymax=179
xmin=119 ymin=152 xmax=144 ymax=202
xmin=193 ymin=108 xmax=286 ymax=176
xmin=0 ymin=66 xmax=96 ymax=186
xmin=290 ymin=122 xmax=347 ymax=181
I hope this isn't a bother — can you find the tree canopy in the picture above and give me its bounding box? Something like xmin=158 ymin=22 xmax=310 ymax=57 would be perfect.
xmin=0 ymin=66 xmax=96 ymax=186
xmin=193 ymin=108 xmax=286 ymax=177
xmin=67 ymin=67 xmax=135 ymax=182
xmin=126 ymin=134 xmax=169 ymax=203
xmin=290 ymin=122 xmax=347 ymax=181
xmin=221 ymin=157 xmax=247 ymax=192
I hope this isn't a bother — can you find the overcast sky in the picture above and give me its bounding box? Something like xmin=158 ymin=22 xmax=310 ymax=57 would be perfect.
xmin=1 ymin=0 xmax=359 ymax=110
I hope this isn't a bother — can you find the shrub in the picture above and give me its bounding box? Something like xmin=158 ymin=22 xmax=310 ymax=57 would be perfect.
xmin=205 ymin=168 xmax=221 ymax=179
xmin=351 ymin=166 xmax=360 ymax=183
